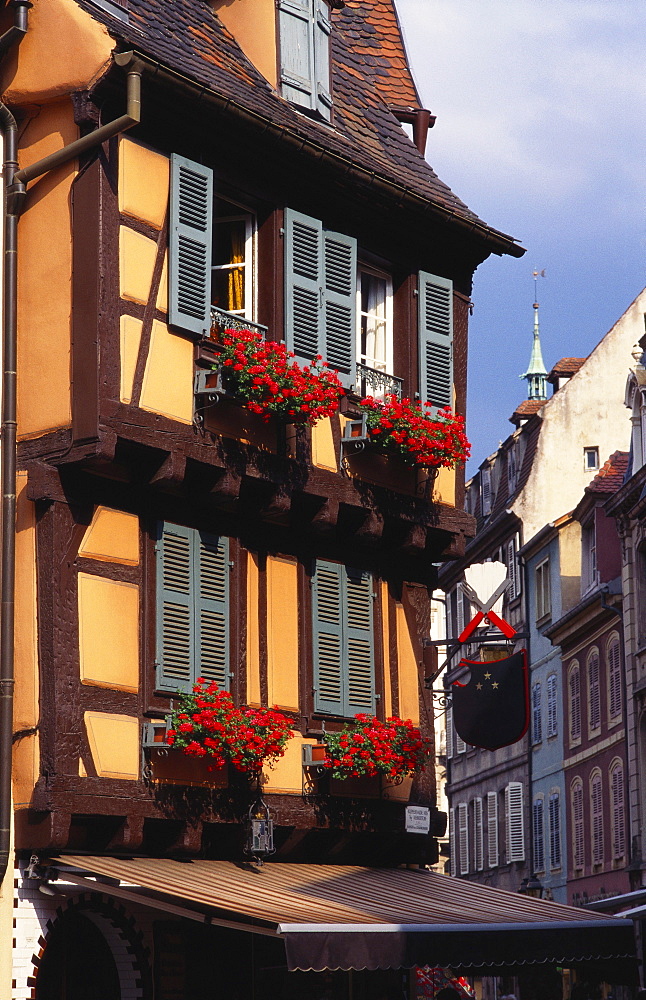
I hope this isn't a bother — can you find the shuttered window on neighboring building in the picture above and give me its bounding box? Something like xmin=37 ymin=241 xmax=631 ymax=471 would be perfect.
xmin=591 ymin=771 xmax=604 ymax=866
xmin=572 ymin=779 xmax=584 ymax=870
xmin=608 ymin=637 xmax=622 ymax=720
xmin=507 ymin=536 xmax=520 ymax=599
xmin=547 ymin=673 xmax=558 ymax=737
xmin=445 ymin=704 xmax=453 ymax=759
xmin=169 ymin=154 xmax=214 ymax=337
xmin=487 ymin=791 xmax=499 ymax=868
xmin=418 ymin=271 xmax=453 ymax=411
xmin=588 ymin=649 xmax=601 ymax=732
xmin=532 ymin=682 xmax=542 ymax=744
xmin=156 ymin=523 xmax=231 ymax=693
xmin=473 ymin=797 xmax=484 ymax=871
xmin=611 ymin=761 xmax=625 ymax=860
xmin=312 ymin=560 xmax=375 ymax=717
xmin=458 ymin=802 xmax=469 ymax=875
xmin=278 ymin=0 xmax=332 ymax=121
xmin=533 ymin=797 xmax=545 ymax=872
xmin=569 ymin=662 xmax=581 ymax=744
xmin=284 ymin=209 xmax=357 ymax=386
xmin=449 ymin=807 xmax=456 ymax=876
xmin=549 ymin=791 xmax=561 ymax=869
xmin=505 ymin=781 xmax=525 ymax=862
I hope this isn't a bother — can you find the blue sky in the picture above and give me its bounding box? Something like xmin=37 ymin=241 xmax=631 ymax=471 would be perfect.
xmin=397 ymin=0 xmax=645 ymax=475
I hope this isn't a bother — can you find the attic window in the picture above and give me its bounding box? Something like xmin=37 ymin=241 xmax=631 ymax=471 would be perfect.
xmin=584 ymin=447 xmax=599 ymax=472
xmin=278 ymin=0 xmax=332 ymax=121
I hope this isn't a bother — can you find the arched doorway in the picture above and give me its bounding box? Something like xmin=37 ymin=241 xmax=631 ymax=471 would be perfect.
xmin=35 ymin=910 xmax=121 ymax=1000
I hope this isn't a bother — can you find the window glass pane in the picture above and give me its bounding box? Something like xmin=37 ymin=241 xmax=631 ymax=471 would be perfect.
xmin=211 ymin=200 xmax=253 ymax=318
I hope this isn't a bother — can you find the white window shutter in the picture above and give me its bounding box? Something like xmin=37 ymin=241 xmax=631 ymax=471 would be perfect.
xmin=547 ymin=674 xmax=558 ymax=737
xmin=314 ymin=0 xmax=332 ymax=119
xmin=445 ymin=705 xmax=453 ymax=759
xmin=611 ymin=764 xmax=625 ymax=859
xmin=418 ymin=271 xmax=453 ymax=410
xmin=549 ymin=792 xmax=561 ymax=869
xmin=449 ymin=808 xmax=456 ymax=876
xmin=458 ymin=802 xmax=469 ymax=875
xmin=533 ymin=798 xmax=544 ymax=872
xmin=169 ymin=154 xmax=213 ymax=337
xmin=474 ymin=798 xmax=484 ymax=871
xmin=481 ymin=468 xmax=492 ymax=516
xmin=572 ymin=781 xmax=584 ymax=869
xmin=505 ymin=781 xmax=525 ymax=862
xmin=487 ymin=791 xmax=498 ymax=868
xmin=278 ymin=0 xmax=316 ymax=111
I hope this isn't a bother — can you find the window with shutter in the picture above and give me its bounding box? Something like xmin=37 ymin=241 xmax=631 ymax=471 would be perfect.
xmin=480 ymin=468 xmax=492 ymax=516
xmin=533 ymin=798 xmax=545 ymax=872
xmin=531 ymin=682 xmax=542 ymax=744
xmin=610 ymin=761 xmax=625 ymax=859
xmin=569 ymin=662 xmax=581 ymax=744
xmin=608 ymin=637 xmax=622 ymax=720
xmin=506 ymin=536 xmax=520 ymax=599
xmin=487 ymin=791 xmax=499 ymax=868
xmin=278 ymin=0 xmax=332 ymax=121
xmin=571 ymin=779 xmax=584 ymax=870
xmin=169 ymin=154 xmax=214 ymax=337
xmin=549 ymin=791 xmax=561 ymax=869
xmin=547 ymin=673 xmax=558 ymax=737
xmin=535 ymin=557 xmax=551 ymax=620
xmin=474 ymin=797 xmax=484 ymax=871
xmin=458 ymin=802 xmax=469 ymax=875
xmin=418 ymin=271 xmax=453 ymax=410
xmin=284 ymin=209 xmax=356 ymax=385
xmin=445 ymin=705 xmax=453 ymax=760
xmin=156 ymin=523 xmax=230 ymax=693
xmin=312 ymin=560 xmax=375 ymax=717
xmin=505 ymin=781 xmax=525 ymax=862
xmin=449 ymin=807 xmax=456 ymax=876
xmin=588 ymin=649 xmax=601 ymax=732
xmin=455 ymin=728 xmax=467 ymax=756
xmin=590 ymin=771 xmax=604 ymax=865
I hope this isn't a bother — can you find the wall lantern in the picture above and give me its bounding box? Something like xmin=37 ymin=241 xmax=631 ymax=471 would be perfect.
xmin=245 ymin=794 xmax=275 ymax=865
xmin=518 ymin=875 xmax=544 ymax=899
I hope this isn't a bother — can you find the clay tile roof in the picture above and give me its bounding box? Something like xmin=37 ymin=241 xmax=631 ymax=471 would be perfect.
xmin=548 ymin=358 xmax=586 ymax=380
xmin=333 ymin=0 xmax=420 ymax=107
xmin=70 ymin=0 xmax=523 ymax=251
xmin=509 ymin=399 xmax=546 ymax=424
xmin=586 ymin=451 xmax=630 ymax=494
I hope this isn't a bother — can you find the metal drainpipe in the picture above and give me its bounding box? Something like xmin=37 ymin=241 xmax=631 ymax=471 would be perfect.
xmin=0 ymin=43 xmax=142 ymax=885
xmin=0 ymin=0 xmax=30 ymax=889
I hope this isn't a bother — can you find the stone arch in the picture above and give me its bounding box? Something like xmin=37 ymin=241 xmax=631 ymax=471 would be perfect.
xmin=29 ymin=892 xmax=151 ymax=1000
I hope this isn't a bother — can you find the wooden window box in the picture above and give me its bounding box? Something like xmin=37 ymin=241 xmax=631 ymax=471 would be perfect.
xmin=142 ymin=722 xmax=228 ymax=789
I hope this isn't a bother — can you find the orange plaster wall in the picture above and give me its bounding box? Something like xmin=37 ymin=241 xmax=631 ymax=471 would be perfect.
xmin=0 ymin=0 xmax=113 ymax=105
xmin=266 ymin=555 xmax=300 ymax=712
xmin=212 ymin=0 xmax=278 ymax=87
xmin=395 ymin=603 xmax=420 ymax=725
xmin=13 ymin=473 xmax=39 ymax=807
xmin=17 ymin=99 xmax=77 ymax=440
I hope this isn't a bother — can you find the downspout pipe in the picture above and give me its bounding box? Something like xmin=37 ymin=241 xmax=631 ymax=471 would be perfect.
xmin=0 ymin=0 xmax=30 ymax=890
xmin=0 ymin=46 xmax=142 ymax=886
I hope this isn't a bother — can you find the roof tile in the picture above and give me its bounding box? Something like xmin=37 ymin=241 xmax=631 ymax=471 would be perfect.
xmin=586 ymin=451 xmax=630 ymax=494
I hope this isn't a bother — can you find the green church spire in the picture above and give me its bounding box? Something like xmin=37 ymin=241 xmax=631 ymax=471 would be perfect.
xmin=520 ymin=270 xmax=548 ymax=400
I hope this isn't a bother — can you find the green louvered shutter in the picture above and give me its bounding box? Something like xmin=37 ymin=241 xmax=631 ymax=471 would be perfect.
xmin=344 ymin=567 xmax=375 ymax=715
xmin=169 ymin=153 xmax=213 ymax=337
xmin=313 ymin=560 xmax=344 ymax=715
xmin=323 ymin=229 xmax=357 ymax=387
xmin=314 ymin=0 xmax=332 ymax=120
xmin=196 ymin=532 xmax=230 ymax=691
xmin=418 ymin=271 xmax=454 ymax=410
xmin=285 ymin=208 xmax=323 ymax=365
xmin=278 ymin=0 xmax=316 ymax=112
xmin=157 ymin=524 xmax=194 ymax=692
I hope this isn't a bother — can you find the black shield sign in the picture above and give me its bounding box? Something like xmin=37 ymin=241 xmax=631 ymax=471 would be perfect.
xmin=451 ymin=650 xmax=529 ymax=750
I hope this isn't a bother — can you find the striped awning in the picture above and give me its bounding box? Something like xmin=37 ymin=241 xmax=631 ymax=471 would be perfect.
xmin=55 ymin=857 xmax=636 ymax=973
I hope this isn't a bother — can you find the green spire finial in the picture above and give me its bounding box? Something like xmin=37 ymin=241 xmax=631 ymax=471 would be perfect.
xmin=520 ymin=270 xmax=548 ymax=400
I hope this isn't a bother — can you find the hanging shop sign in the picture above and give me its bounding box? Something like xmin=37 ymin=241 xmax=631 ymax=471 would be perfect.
xmin=451 ymin=649 xmax=529 ymax=750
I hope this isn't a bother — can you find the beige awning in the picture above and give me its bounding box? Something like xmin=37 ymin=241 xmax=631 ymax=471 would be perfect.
xmin=54 ymin=856 xmax=636 ymax=973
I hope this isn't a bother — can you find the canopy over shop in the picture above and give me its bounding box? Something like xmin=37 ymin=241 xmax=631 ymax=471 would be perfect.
xmin=51 ymin=858 xmax=637 ymax=977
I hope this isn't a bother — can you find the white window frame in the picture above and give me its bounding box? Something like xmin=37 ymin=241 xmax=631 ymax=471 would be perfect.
xmin=535 ymin=557 xmax=551 ymax=621
xmin=356 ymin=264 xmax=393 ymax=387
xmin=473 ymin=797 xmax=484 ymax=871
xmin=584 ymin=446 xmax=599 ymax=472
xmin=211 ymin=197 xmax=256 ymax=322
xmin=582 ymin=519 xmax=598 ymax=594
xmin=449 ymin=807 xmax=456 ymax=875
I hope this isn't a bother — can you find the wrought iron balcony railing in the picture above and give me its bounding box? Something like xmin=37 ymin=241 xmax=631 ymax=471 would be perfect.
xmin=210 ymin=305 xmax=268 ymax=338
xmin=355 ymin=362 xmax=403 ymax=399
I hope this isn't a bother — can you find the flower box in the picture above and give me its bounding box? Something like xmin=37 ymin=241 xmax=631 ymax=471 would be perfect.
xmin=144 ymin=746 xmax=229 ymax=788
xmin=328 ymin=773 xmax=383 ymax=799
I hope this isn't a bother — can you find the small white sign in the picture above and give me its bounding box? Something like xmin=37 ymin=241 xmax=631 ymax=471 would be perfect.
xmin=406 ymin=805 xmax=431 ymax=835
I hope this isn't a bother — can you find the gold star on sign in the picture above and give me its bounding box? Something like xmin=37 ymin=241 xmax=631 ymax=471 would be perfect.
xmin=484 ymin=672 xmax=491 ymax=680
xmin=492 ymin=682 xmax=499 ymax=689
xmin=476 ymin=683 xmax=483 ymax=690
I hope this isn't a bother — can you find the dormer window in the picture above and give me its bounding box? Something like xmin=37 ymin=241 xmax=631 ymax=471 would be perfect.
xmin=278 ymin=0 xmax=332 ymax=121
xmin=584 ymin=446 xmax=599 ymax=472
